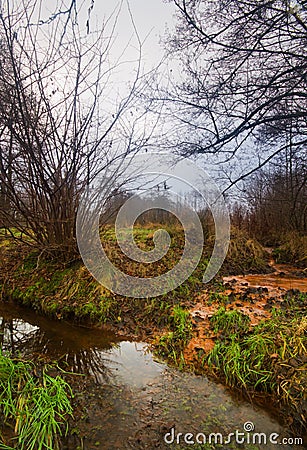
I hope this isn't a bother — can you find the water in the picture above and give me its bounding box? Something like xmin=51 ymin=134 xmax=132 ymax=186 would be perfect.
xmin=223 ymin=273 xmax=307 ymax=292
xmin=223 ymin=255 xmax=307 ymax=294
xmin=0 ymin=302 xmax=305 ymax=450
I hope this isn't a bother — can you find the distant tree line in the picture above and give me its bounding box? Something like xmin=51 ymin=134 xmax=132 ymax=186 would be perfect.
xmin=232 ymin=149 xmax=306 ymax=243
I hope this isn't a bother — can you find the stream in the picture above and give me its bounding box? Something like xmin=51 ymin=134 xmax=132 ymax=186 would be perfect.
xmin=223 ymin=262 xmax=307 ymax=293
xmin=0 ymin=302 xmax=305 ymax=450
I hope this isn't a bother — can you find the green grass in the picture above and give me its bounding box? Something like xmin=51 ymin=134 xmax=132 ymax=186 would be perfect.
xmin=205 ymin=294 xmax=307 ymax=430
xmin=0 ymin=224 xmax=270 ymax=327
xmin=0 ymin=352 xmax=73 ymax=450
xmin=172 ymin=305 xmax=193 ymax=342
xmin=209 ymin=307 xmax=250 ymax=335
xmin=0 ymin=227 xmax=34 ymax=246
xmin=156 ymin=305 xmax=193 ymax=368
xmin=207 ymin=334 xmax=275 ymax=389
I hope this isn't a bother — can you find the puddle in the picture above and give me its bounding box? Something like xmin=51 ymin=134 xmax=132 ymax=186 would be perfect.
xmin=0 ymin=302 xmax=304 ymax=449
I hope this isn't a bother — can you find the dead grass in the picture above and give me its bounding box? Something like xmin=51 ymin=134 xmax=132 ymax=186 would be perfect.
xmin=273 ymin=232 xmax=307 ymax=268
xmin=215 ymin=227 xmax=270 ymax=275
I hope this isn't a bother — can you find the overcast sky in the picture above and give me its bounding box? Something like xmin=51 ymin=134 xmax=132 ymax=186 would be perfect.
xmin=86 ymin=0 xmax=176 ymax=76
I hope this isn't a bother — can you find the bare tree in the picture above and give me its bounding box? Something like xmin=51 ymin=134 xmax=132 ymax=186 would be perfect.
xmin=0 ymin=0 xmax=147 ymax=259
xmin=245 ymin=148 xmax=307 ymax=241
xmin=156 ymin=0 xmax=307 ymax=186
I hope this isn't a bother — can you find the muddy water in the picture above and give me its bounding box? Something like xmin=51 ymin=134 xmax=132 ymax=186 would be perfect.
xmin=224 ymin=272 xmax=307 ymax=292
xmin=0 ymin=303 xmax=304 ymax=450
xmin=224 ymin=255 xmax=307 ymax=293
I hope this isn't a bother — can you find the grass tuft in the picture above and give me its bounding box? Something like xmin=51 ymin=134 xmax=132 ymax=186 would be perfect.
xmin=156 ymin=305 xmax=192 ymax=368
xmin=0 ymin=352 xmax=73 ymax=450
xmin=210 ymin=307 xmax=250 ymax=335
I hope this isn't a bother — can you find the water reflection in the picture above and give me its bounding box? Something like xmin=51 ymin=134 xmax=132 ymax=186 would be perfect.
xmin=0 ymin=317 xmax=39 ymax=353
xmin=0 ymin=303 xmax=121 ymax=383
xmin=0 ymin=303 xmax=164 ymax=386
xmin=94 ymin=341 xmax=164 ymax=387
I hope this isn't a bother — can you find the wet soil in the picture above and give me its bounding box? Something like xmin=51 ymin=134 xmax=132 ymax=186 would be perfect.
xmin=185 ymin=256 xmax=307 ymax=369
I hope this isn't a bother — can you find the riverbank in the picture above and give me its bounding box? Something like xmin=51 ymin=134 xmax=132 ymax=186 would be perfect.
xmin=0 ymin=226 xmax=271 ymax=337
xmin=0 ymin=225 xmax=306 ymax=440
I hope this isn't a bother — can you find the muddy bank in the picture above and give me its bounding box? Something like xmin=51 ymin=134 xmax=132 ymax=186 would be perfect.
xmin=226 ymin=249 xmax=307 ymax=292
xmin=183 ymin=280 xmax=307 ymax=435
xmin=174 ymin=253 xmax=306 ymax=366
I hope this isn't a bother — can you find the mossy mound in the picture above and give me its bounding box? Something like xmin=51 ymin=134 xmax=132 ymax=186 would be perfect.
xmin=215 ymin=227 xmax=270 ymax=275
